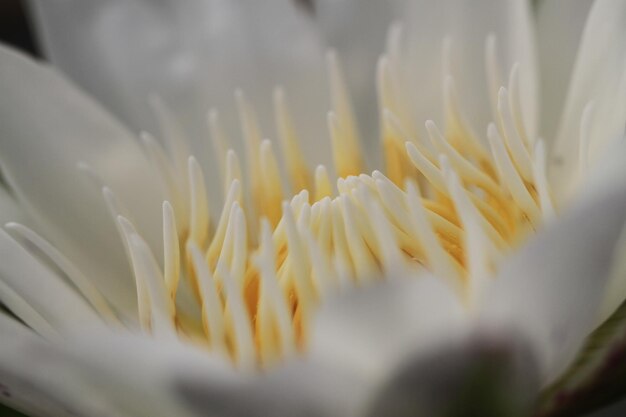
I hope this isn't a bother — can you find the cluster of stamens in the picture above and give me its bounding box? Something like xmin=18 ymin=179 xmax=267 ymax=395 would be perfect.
xmin=16 ymin=33 xmax=555 ymax=368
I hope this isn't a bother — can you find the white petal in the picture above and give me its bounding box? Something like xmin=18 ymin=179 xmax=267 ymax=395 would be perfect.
xmin=550 ymin=0 xmax=626 ymax=198
xmin=481 ymin=174 xmax=626 ymax=384
xmin=179 ymin=276 xmax=538 ymax=417
xmin=310 ymin=274 xmax=466 ymax=382
xmin=535 ymin=0 xmax=594 ymax=141
xmin=0 ymin=45 xmax=163 ymax=316
xmin=178 ymin=358 xmax=370 ymax=417
xmin=30 ymin=0 xmax=331 ymax=169
xmin=0 ymin=314 xmax=91 ymax=417
xmin=0 ymin=230 xmax=104 ymax=335
xmin=0 ymin=186 xmax=27 ymax=226
xmin=3 ymin=320 xmax=236 ymax=417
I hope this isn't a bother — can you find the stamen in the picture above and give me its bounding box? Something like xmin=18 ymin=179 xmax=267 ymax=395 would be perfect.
xmin=216 ymin=261 xmax=255 ymax=369
xmin=274 ymin=87 xmax=312 ymax=193
xmin=497 ymin=86 xmax=533 ymax=180
xmin=314 ymin=165 xmax=333 ymax=200
xmin=76 ymin=43 xmax=558 ymax=369
xmin=259 ymin=140 xmax=285 ymax=227
xmin=140 ymin=132 xmax=188 ymax=230
xmin=256 ymin=220 xmax=295 ymax=356
xmin=487 ymin=124 xmax=541 ymax=224
xmin=224 ymin=150 xmax=243 ymax=195
xmin=532 ymin=140 xmax=555 ymax=219
xmin=188 ymin=156 xmax=210 ymax=247
xmin=508 ymin=63 xmax=532 ymax=148
xmin=126 ymin=229 xmax=176 ymax=339
xmin=485 ymin=34 xmax=502 ymax=120
xmin=207 ymin=181 xmax=242 ymax=269
xmin=116 ymin=216 xmax=152 ymax=332
xmin=327 ymin=50 xmax=365 ymax=177
xmin=162 ymin=201 xmax=180 ymax=307
xmin=188 ymin=242 xmax=226 ymax=356
xmin=282 ymin=202 xmax=316 ymax=316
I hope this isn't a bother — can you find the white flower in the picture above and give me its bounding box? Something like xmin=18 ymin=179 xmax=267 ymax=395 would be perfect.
xmin=0 ymin=0 xmax=625 ymax=416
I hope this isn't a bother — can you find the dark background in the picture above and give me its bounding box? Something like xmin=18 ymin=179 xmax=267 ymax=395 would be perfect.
xmin=0 ymin=0 xmax=39 ymax=58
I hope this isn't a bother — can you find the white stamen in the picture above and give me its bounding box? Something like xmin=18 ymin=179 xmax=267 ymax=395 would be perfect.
xmin=314 ymin=165 xmax=333 ymax=200
xmin=497 ymin=86 xmax=533 ymax=180
xmin=327 ymin=50 xmax=362 ymax=157
xmin=162 ymin=201 xmax=180 ymax=304
xmin=140 ymin=132 xmax=187 ymax=229
xmin=487 ymin=124 xmax=541 ymax=224
xmin=188 ymin=156 xmax=210 ymax=246
xmin=188 ymin=242 xmax=226 ymax=355
xmin=256 ymin=220 xmax=295 ymax=356
xmin=532 ymin=140 xmax=555 ymax=220
xmin=405 ymin=181 xmax=461 ymax=284
xmin=282 ymin=202 xmax=315 ymax=313
xmin=126 ymin=231 xmax=176 ymax=340
xmin=274 ymin=87 xmax=311 ymax=193
xmin=216 ymin=261 xmax=255 ymax=369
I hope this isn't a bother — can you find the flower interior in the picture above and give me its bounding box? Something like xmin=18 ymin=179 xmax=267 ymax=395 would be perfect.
xmin=82 ymin=34 xmax=556 ymax=369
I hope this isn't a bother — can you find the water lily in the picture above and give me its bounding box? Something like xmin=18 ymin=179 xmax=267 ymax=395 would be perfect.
xmin=1 ymin=0 xmax=626 ymax=416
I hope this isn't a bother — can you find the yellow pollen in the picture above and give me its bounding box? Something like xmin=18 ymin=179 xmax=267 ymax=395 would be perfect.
xmin=117 ymin=39 xmax=555 ymax=368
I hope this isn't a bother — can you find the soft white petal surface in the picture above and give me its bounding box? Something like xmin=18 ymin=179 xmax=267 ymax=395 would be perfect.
xmin=310 ymin=274 xmax=465 ymax=382
xmin=550 ymin=0 xmax=626 ymax=197
xmin=30 ymin=0 xmax=331 ymax=171
xmin=0 ymin=230 xmax=105 ymax=336
xmin=481 ymin=169 xmax=626 ymax=384
xmin=0 ymin=314 xmax=90 ymax=417
xmin=0 ymin=319 xmax=215 ymax=417
xmin=0 ymin=45 xmax=163 ymax=317
xmin=535 ymin=0 xmax=594 ymax=141
xmin=0 ymin=186 xmax=27 ymax=226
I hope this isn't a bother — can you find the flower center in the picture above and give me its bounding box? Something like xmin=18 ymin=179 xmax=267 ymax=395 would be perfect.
xmin=118 ymin=40 xmax=554 ymax=369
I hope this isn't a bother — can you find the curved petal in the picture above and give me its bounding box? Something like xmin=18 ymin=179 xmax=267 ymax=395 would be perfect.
xmin=0 ymin=186 xmax=27 ymax=226
xmin=0 ymin=45 xmax=163 ymax=317
xmin=178 ymin=276 xmax=539 ymax=417
xmin=481 ymin=167 xmax=626 ymax=385
xmin=178 ymin=358 xmax=369 ymax=417
xmin=0 ymin=314 xmax=88 ymax=417
xmin=29 ymin=0 xmax=331 ymax=169
xmin=0 ymin=319 xmax=211 ymax=417
xmin=0 ymin=229 xmax=105 ymax=336
xmin=550 ymin=0 xmax=626 ymax=198
xmin=535 ymin=0 xmax=593 ymax=141
xmin=309 ymin=275 xmax=466 ymax=382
